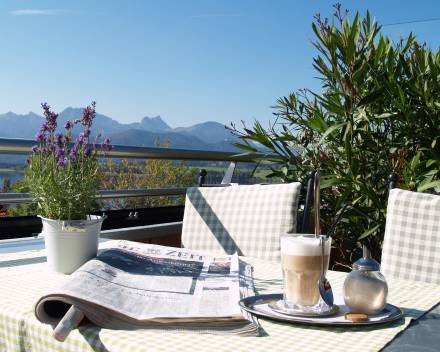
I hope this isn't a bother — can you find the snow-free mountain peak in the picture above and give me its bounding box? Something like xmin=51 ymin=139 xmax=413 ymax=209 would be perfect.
xmin=0 ymin=108 xmax=238 ymax=151
xmin=132 ymin=115 xmax=171 ymax=132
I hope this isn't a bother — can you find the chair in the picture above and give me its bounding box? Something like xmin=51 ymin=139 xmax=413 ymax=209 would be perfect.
xmin=381 ymin=188 xmax=440 ymax=284
xmin=181 ymin=182 xmax=303 ymax=262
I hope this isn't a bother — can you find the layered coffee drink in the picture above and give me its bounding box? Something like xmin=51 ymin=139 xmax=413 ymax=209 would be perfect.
xmin=281 ymin=234 xmax=331 ymax=308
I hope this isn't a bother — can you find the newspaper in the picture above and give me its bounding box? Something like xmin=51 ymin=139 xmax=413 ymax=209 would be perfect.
xmin=35 ymin=240 xmax=259 ymax=336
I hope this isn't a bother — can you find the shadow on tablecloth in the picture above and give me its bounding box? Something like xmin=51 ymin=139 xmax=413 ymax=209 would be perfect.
xmin=0 ymin=256 xmax=46 ymax=268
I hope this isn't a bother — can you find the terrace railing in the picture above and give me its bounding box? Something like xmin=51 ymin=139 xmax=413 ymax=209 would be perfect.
xmin=0 ymin=137 xmax=261 ymax=205
xmin=0 ymin=137 xmax=262 ymax=240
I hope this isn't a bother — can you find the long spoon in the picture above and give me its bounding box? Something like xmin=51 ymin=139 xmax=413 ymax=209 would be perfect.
xmin=314 ymin=171 xmax=334 ymax=307
xmin=318 ymin=236 xmax=334 ymax=307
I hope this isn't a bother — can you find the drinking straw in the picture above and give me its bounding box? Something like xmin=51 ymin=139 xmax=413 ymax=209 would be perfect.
xmin=53 ymin=305 xmax=84 ymax=342
xmin=314 ymin=170 xmax=320 ymax=238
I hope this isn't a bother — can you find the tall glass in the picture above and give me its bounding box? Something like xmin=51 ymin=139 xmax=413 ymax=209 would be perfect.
xmin=280 ymin=234 xmax=332 ymax=313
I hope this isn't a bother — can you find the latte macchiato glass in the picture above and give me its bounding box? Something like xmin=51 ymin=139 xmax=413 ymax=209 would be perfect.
xmin=280 ymin=234 xmax=331 ymax=313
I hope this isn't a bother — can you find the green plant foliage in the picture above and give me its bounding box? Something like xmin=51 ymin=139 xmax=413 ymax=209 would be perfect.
xmin=25 ymin=102 xmax=111 ymax=220
xmin=4 ymin=180 xmax=38 ymax=217
xmin=100 ymin=141 xmax=196 ymax=209
xmin=231 ymin=5 xmax=440 ymax=268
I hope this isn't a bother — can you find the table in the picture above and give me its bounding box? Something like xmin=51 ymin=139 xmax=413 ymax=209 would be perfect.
xmin=1 ymin=242 xmax=440 ymax=352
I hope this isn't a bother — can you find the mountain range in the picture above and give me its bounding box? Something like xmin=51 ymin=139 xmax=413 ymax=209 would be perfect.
xmin=0 ymin=107 xmax=239 ymax=152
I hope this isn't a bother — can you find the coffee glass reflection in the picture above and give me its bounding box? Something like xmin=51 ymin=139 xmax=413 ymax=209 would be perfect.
xmin=280 ymin=234 xmax=332 ymax=313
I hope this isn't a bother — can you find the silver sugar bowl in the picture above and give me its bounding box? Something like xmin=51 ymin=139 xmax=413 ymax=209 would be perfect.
xmin=343 ymin=246 xmax=388 ymax=314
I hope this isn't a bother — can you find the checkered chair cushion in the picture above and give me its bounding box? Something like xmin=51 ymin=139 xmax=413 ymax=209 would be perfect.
xmin=381 ymin=188 xmax=440 ymax=284
xmin=181 ymin=183 xmax=302 ymax=262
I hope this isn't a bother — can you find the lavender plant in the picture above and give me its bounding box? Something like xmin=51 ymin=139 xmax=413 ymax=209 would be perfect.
xmin=25 ymin=102 xmax=112 ymax=220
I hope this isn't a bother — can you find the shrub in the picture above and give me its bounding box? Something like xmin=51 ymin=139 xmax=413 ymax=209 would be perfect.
xmin=231 ymin=4 xmax=440 ymax=268
xmin=100 ymin=141 xmax=195 ymax=209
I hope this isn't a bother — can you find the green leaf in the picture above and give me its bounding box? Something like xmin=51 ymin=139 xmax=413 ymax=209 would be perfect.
xmin=417 ymin=180 xmax=440 ymax=192
xmin=426 ymin=159 xmax=438 ymax=167
xmin=233 ymin=143 xmax=257 ymax=152
xmin=358 ymin=89 xmax=385 ymax=107
xmin=317 ymin=122 xmax=348 ymax=146
xmin=320 ymin=176 xmax=341 ymax=189
xmin=308 ymin=114 xmax=328 ymax=132
xmin=358 ymin=224 xmax=380 ymax=240
xmin=410 ymin=152 xmax=421 ymax=170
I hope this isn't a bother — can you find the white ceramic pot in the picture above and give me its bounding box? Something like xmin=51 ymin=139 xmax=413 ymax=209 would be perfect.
xmin=40 ymin=215 xmax=104 ymax=274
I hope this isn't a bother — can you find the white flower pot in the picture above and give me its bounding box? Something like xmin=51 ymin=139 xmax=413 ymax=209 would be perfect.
xmin=40 ymin=215 xmax=104 ymax=274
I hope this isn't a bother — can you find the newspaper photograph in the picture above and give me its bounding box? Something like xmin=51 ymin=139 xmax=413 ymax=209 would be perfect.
xmin=34 ymin=240 xmax=259 ymax=336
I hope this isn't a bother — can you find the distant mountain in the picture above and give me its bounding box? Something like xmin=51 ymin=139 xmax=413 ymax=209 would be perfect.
xmin=58 ymin=107 xmax=124 ymax=135
xmin=128 ymin=116 xmax=171 ymax=132
xmin=0 ymin=108 xmax=126 ymax=138
xmin=109 ymin=129 xmax=235 ymax=151
xmin=174 ymin=121 xmax=234 ymax=144
xmin=0 ymin=108 xmax=241 ymax=164
xmin=0 ymin=112 xmax=44 ymax=139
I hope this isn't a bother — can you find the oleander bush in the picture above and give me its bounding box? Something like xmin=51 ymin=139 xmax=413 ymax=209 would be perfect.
xmin=231 ymin=4 xmax=440 ymax=269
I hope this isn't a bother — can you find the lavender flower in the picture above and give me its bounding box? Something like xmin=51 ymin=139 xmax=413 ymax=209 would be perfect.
xmin=57 ymin=157 xmax=67 ymax=167
xmin=55 ymin=133 xmax=63 ymax=145
xmin=64 ymin=120 xmax=73 ymax=130
xmin=35 ymin=131 xmax=44 ymax=143
xmin=32 ymin=145 xmax=39 ymax=153
xmin=102 ymin=137 xmax=113 ymax=151
xmin=76 ymin=133 xmax=85 ymax=146
xmin=40 ymin=123 xmax=49 ymax=132
xmin=80 ymin=101 xmax=96 ymax=127
xmin=55 ymin=147 xmax=65 ymax=158
xmin=69 ymin=147 xmax=78 ymax=160
xmin=41 ymin=102 xmax=58 ymax=131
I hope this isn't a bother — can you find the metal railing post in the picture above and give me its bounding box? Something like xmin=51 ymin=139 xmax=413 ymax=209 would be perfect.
xmin=198 ymin=169 xmax=207 ymax=187
xmin=388 ymin=173 xmax=398 ymax=191
xmin=221 ymin=162 xmax=236 ymax=184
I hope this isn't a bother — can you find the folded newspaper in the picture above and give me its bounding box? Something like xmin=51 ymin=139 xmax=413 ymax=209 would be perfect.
xmin=35 ymin=240 xmax=259 ymax=336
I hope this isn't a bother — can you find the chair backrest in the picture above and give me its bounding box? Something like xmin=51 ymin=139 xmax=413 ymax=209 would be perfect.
xmin=181 ymin=183 xmax=302 ymax=262
xmin=381 ymin=188 xmax=440 ymax=284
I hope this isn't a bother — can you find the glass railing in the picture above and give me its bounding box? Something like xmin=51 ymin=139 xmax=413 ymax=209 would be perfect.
xmin=0 ymin=137 xmax=261 ymax=205
xmin=0 ymin=137 xmax=264 ymax=240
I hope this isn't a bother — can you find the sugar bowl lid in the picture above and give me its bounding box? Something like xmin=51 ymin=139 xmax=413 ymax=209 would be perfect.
xmin=352 ymin=246 xmax=380 ymax=272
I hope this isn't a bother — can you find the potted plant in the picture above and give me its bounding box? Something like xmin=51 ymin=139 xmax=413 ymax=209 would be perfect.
xmin=26 ymin=102 xmax=112 ymax=274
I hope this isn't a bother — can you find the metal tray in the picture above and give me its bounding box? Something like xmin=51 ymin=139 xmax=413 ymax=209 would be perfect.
xmin=239 ymin=293 xmax=403 ymax=326
xmin=268 ymin=299 xmax=340 ymax=317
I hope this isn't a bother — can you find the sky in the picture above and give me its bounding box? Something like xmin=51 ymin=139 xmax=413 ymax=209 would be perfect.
xmin=0 ymin=0 xmax=439 ymax=128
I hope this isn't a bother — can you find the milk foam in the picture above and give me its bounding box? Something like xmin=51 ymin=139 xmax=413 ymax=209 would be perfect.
xmin=280 ymin=235 xmax=331 ymax=256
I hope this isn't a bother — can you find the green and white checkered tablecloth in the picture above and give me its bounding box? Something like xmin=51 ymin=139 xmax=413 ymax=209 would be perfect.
xmin=1 ymin=241 xmax=440 ymax=352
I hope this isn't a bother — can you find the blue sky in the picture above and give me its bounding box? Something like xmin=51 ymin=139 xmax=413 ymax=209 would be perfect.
xmin=0 ymin=0 xmax=439 ymax=127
